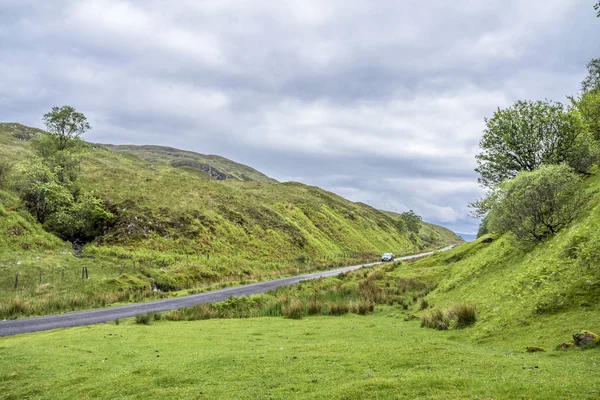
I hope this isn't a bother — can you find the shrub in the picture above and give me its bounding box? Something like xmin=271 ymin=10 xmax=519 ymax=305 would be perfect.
xmin=356 ymin=300 xmax=374 ymax=315
xmin=135 ymin=313 xmax=152 ymax=325
xmin=482 ymin=165 xmax=589 ymax=242
xmin=418 ymin=298 xmax=429 ymax=310
xmin=282 ymin=299 xmax=303 ymax=319
xmin=328 ymin=302 xmax=350 ymax=315
xmin=448 ymin=303 xmax=477 ymax=328
xmin=0 ymin=160 xmax=11 ymax=186
xmin=420 ymin=309 xmax=447 ymax=329
xmin=307 ymin=299 xmax=322 ymax=315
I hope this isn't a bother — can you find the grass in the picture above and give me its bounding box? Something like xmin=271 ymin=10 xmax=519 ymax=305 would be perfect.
xmin=1 ymin=312 xmax=599 ymax=399
xmin=0 ymin=123 xmax=461 ymax=319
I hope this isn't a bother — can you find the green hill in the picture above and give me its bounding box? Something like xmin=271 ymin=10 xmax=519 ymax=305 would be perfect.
xmin=101 ymin=144 xmax=278 ymax=183
xmin=404 ymin=167 xmax=600 ymax=348
xmin=0 ymin=122 xmax=461 ymax=318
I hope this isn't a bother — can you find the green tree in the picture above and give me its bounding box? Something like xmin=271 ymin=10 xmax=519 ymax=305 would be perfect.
xmin=396 ymin=217 xmax=407 ymax=233
xmin=400 ymin=210 xmax=422 ymax=233
xmin=45 ymin=192 xmax=114 ymax=242
xmin=573 ymin=89 xmax=600 ymax=142
xmin=42 ymin=106 xmax=90 ymax=151
xmin=14 ymin=158 xmax=74 ymax=223
xmin=485 ymin=165 xmax=587 ymax=242
xmin=581 ymin=59 xmax=600 ymax=94
xmin=475 ymin=100 xmax=593 ymax=187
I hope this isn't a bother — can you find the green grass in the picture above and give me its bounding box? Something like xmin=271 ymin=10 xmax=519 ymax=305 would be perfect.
xmin=0 ymin=123 xmax=461 ymax=318
xmin=1 ymin=312 xmax=599 ymax=399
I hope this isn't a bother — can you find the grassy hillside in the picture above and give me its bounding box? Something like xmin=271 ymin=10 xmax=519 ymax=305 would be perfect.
xmin=403 ymin=167 xmax=600 ymax=349
xmin=102 ymin=144 xmax=278 ymax=183
xmin=0 ymin=123 xmax=461 ymax=318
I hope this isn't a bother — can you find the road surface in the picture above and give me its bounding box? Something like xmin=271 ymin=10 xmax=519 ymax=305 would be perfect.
xmin=0 ymin=245 xmax=456 ymax=337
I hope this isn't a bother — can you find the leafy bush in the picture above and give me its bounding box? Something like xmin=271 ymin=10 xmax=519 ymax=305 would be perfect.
xmin=13 ymin=158 xmax=74 ymax=223
xmin=45 ymin=192 xmax=114 ymax=242
xmin=483 ymin=165 xmax=589 ymax=242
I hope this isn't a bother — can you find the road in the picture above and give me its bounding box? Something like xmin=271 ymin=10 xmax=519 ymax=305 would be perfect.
xmin=0 ymin=245 xmax=456 ymax=337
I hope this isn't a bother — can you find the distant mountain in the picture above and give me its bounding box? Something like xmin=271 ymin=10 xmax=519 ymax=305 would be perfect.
xmin=102 ymin=144 xmax=278 ymax=184
xmin=457 ymin=233 xmax=477 ymax=242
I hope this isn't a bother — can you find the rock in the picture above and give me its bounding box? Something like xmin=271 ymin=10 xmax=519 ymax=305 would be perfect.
xmin=573 ymin=330 xmax=599 ymax=347
xmin=557 ymin=342 xmax=573 ymax=350
xmin=526 ymin=346 xmax=545 ymax=353
xmin=436 ymin=323 xmax=448 ymax=331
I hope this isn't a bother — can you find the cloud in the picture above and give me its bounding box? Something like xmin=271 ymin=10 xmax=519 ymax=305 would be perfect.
xmin=0 ymin=0 xmax=598 ymax=235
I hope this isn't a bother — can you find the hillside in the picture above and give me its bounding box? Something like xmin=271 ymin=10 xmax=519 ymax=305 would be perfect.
xmin=102 ymin=144 xmax=278 ymax=183
xmin=0 ymin=123 xmax=461 ymax=318
xmin=404 ymin=167 xmax=600 ymax=348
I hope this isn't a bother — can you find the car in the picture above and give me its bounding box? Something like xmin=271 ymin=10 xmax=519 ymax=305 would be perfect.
xmin=381 ymin=253 xmax=394 ymax=262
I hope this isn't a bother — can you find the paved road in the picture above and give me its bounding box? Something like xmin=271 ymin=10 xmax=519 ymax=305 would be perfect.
xmin=0 ymin=245 xmax=456 ymax=337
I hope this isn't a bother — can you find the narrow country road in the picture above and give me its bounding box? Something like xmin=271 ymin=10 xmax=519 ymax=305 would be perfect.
xmin=0 ymin=245 xmax=456 ymax=337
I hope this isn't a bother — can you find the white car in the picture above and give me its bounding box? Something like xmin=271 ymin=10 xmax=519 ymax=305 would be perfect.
xmin=381 ymin=253 xmax=394 ymax=262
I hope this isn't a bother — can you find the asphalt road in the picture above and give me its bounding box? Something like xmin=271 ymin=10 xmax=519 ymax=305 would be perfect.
xmin=0 ymin=245 xmax=456 ymax=337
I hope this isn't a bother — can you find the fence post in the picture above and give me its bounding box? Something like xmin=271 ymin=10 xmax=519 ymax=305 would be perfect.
xmin=133 ymin=260 xmax=136 ymax=269
xmin=39 ymin=270 xmax=43 ymax=284
xmin=14 ymin=273 xmax=19 ymax=289
xmin=85 ymin=267 xmax=89 ymax=279
xmin=82 ymin=266 xmax=85 ymax=279
xmin=61 ymin=268 xmax=65 ymax=282
xmin=162 ymin=258 xmax=165 ymax=268
xmin=120 ymin=264 xmax=124 ymax=275
xmin=149 ymin=259 xmax=152 ymax=268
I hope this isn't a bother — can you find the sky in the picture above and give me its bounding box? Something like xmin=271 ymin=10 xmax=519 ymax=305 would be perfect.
xmin=1 ymin=1 xmax=599 ymax=235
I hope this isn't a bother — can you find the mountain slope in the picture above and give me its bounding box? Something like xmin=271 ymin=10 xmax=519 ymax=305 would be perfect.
xmin=406 ymin=167 xmax=600 ymax=347
xmin=0 ymin=122 xmax=462 ymax=317
xmin=102 ymin=144 xmax=278 ymax=183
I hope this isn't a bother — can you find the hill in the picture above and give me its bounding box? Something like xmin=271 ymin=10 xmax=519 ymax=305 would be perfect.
xmin=405 ymin=167 xmax=600 ymax=348
xmin=101 ymin=144 xmax=278 ymax=183
xmin=0 ymin=122 xmax=461 ymax=318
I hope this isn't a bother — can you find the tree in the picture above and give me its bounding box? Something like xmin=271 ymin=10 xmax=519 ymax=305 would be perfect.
xmin=45 ymin=192 xmax=114 ymax=242
xmin=485 ymin=165 xmax=588 ymax=242
xmin=400 ymin=210 xmax=422 ymax=234
xmin=14 ymin=158 xmax=74 ymax=223
xmin=595 ymin=1 xmax=600 ymax=17
xmin=42 ymin=106 xmax=90 ymax=151
xmin=475 ymin=100 xmax=593 ymax=187
xmin=573 ymin=89 xmax=600 ymax=142
xmin=581 ymin=59 xmax=600 ymax=94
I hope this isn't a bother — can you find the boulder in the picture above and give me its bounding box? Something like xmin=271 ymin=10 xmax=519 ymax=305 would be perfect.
xmin=573 ymin=330 xmax=599 ymax=347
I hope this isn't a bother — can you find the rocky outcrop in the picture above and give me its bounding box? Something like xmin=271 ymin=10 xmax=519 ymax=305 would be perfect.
xmin=573 ymin=330 xmax=599 ymax=347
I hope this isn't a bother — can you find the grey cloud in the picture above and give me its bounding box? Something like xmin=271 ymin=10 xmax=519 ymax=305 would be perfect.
xmin=1 ymin=0 xmax=598 ymax=235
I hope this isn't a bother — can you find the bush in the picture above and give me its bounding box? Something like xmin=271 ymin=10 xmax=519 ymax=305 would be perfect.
xmin=0 ymin=160 xmax=11 ymax=187
xmin=484 ymin=165 xmax=589 ymax=242
xmin=307 ymin=299 xmax=322 ymax=315
xmin=282 ymin=300 xmax=303 ymax=319
xmin=135 ymin=314 xmax=152 ymax=325
xmin=420 ymin=309 xmax=447 ymax=328
xmin=448 ymin=303 xmax=477 ymax=328
xmin=328 ymin=302 xmax=350 ymax=315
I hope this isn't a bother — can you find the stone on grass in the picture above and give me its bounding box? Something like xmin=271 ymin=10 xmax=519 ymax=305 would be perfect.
xmin=573 ymin=330 xmax=599 ymax=347
xmin=436 ymin=323 xmax=448 ymax=331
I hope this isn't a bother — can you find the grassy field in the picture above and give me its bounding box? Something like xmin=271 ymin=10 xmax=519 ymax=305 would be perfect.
xmin=1 ymin=310 xmax=599 ymax=399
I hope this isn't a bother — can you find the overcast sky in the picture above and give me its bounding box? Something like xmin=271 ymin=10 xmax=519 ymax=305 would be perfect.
xmin=1 ymin=1 xmax=599 ymax=234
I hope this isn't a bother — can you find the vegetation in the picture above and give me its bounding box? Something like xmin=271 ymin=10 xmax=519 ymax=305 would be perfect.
xmin=480 ymin=165 xmax=589 ymax=241
xmin=0 ymin=121 xmax=460 ymax=319
xmin=475 ymin=100 xmax=596 ymax=188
